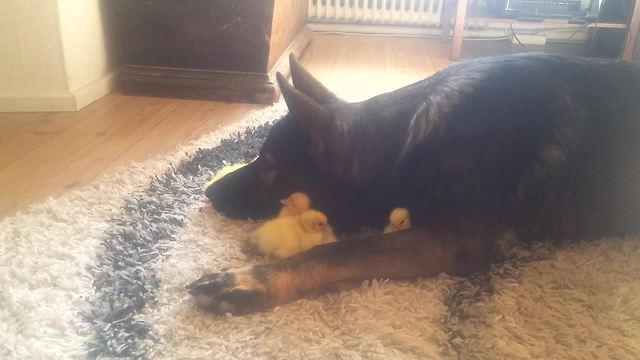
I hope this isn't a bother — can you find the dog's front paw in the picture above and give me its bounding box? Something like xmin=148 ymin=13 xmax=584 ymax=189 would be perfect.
xmin=186 ymin=266 xmax=270 ymax=315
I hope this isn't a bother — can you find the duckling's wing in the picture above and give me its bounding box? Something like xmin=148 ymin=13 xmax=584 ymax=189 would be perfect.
xmin=253 ymin=218 xmax=301 ymax=256
xmin=298 ymin=232 xmax=324 ymax=252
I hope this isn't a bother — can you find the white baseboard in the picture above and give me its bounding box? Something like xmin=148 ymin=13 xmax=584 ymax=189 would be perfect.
xmin=307 ymin=22 xmax=514 ymax=40
xmin=0 ymin=92 xmax=77 ymax=112
xmin=0 ymin=72 xmax=115 ymax=112
xmin=307 ymin=22 xmax=588 ymax=42
xmin=307 ymin=22 xmax=444 ymax=36
xmin=72 ymin=72 xmax=116 ymax=110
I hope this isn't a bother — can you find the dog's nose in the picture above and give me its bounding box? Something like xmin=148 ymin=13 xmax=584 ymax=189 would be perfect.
xmin=204 ymin=181 xmax=219 ymax=204
xmin=205 ymin=174 xmax=269 ymax=220
xmin=206 ymin=182 xmax=243 ymax=218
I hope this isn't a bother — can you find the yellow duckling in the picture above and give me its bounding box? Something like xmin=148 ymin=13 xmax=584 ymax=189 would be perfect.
xmin=297 ymin=210 xmax=336 ymax=251
xmin=383 ymin=207 xmax=411 ymax=234
xmin=251 ymin=209 xmax=335 ymax=258
xmin=278 ymin=192 xmax=311 ymax=217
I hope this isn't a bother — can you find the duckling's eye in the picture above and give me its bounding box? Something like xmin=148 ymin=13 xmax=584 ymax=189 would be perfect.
xmin=400 ymin=220 xmax=405 ymax=224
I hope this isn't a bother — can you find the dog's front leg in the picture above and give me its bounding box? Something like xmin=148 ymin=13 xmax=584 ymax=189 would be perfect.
xmin=187 ymin=224 xmax=491 ymax=315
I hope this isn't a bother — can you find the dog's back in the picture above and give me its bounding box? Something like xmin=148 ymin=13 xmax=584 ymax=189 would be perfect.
xmin=208 ymin=53 xmax=640 ymax=240
xmin=383 ymin=54 xmax=640 ymax=240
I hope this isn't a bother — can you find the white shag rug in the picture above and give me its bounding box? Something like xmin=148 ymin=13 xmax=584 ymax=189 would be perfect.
xmin=1 ymin=103 xmax=640 ymax=359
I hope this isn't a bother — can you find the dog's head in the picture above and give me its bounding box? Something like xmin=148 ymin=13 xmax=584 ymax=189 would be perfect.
xmin=206 ymin=56 xmax=375 ymax=230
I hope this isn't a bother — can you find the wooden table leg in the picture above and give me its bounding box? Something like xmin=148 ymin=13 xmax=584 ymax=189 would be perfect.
xmin=622 ymin=0 xmax=640 ymax=60
xmin=450 ymin=0 xmax=469 ymax=60
xmin=440 ymin=0 xmax=452 ymax=42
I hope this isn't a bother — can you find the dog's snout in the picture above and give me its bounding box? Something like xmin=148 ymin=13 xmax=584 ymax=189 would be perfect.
xmin=206 ymin=179 xmax=247 ymax=219
xmin=205 ymin=166 xmax=274 ymax=220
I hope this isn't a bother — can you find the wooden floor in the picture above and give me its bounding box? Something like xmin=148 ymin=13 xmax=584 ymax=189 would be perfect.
xmin=300 ymin=34 xmax=452 ymax=102
xmin=0 ymin=33 xmax=583 ymax=218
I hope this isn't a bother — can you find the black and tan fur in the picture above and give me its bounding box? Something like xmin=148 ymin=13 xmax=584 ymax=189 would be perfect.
xmin=188 ymin=53 xmax=640 ymax=315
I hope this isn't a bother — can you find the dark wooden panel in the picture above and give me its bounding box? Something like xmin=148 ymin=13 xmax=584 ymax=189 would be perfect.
xmin=109 ymin=0 xmax=274 ymax=73
xmin=119 ymin=66 xmax=277 ymax=104
xmin=104 ymin=0 xmax=311 ymax=104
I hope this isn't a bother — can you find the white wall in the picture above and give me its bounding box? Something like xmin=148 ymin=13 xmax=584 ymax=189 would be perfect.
xmin=0 ymin=0 xmax=72 ymax=111
xmin=57 ymin=0 xmax=114 ymax=109
xmin=0 ymin=0 xmax=114 ymax=112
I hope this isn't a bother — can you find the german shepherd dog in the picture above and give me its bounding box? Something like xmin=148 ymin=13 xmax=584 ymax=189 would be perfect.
xmin=188 ymin=53 xmax=640 ymax=315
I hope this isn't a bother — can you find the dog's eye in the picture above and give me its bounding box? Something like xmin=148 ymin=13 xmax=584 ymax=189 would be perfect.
xmin=262 ymin=153 xmax=277 ymax=169
xmin=259 ymin=168 xmax=277 ymax=186
xmin=257 ymin=153 xmax=278 ymax=186
xmin=253 ymin=154 xmax=275 ymax=185
xmin=400 ymin=220 xmax=405 ymax=224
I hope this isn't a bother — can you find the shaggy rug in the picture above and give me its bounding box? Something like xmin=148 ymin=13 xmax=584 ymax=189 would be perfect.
xmin=2 ymin=103 xmax=640 ymax=359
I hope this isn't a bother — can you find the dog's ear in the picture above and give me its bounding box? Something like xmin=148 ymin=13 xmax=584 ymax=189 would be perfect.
xmin=277 ymin=72 xmax=334 ymax=155
xmin=278 ymin=72 xmax=351 ymax=179
xmin=289 ymin=54 xmax=339 ymax=104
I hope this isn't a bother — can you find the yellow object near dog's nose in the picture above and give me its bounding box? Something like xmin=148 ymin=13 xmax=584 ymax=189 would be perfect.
xmin=204 ymin=163 xmax=247 ymax=189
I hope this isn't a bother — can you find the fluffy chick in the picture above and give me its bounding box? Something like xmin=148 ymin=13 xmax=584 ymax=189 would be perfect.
xmin=278 ymin=192 xmax=311 ymax=217
xmin=251 ymin=210 xmax=333 ymax=258
xmin=384 ymin=207 xmax=412 ymax=234
xmin=297 ymin=210 xmax=335 ymax=251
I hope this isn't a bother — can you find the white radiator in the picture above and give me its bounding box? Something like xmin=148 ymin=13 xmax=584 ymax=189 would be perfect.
xmin=307 ymin=0 xmax=590 ymax=41
xmin=308 ymin=0 xmax=447 ymax=27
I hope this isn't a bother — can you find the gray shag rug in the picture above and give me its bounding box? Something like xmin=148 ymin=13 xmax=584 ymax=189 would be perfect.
xmin=2 ymin=103 xmax=640 ymax=359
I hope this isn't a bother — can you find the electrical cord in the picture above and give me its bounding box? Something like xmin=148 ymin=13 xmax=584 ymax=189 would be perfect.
xmin=510 ymin=24 xmax=528 ymax=52
xmin=567 ymin=22 xmax=593 ymax=41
